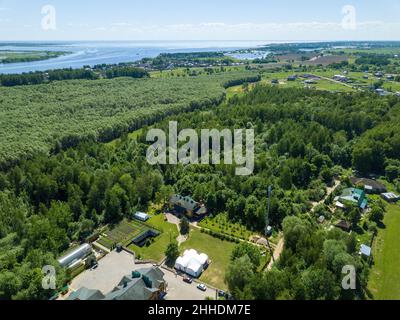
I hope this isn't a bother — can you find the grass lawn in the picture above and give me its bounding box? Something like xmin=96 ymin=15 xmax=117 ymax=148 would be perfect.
xmin=368 ymin=203 xmax=400 ymax=300
xmin=180 ymin=228 xmax=238 ymax=291
xmin=128 ymin=214 xmax=179 ymax=263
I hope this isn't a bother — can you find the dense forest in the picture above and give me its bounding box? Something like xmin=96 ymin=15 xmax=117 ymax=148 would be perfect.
xmin=0 ymin=66 xmax=149 ymax=87
xmin=1 ymin=83 xmax=399 ymax=299
xmin=226 ymin=216 xmax=369 ymax=300
xmin=0 ymin=71 xmax=258 ymax=168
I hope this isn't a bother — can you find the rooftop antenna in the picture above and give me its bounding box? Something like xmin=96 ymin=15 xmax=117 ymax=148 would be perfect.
xmin=265 ymin=186 xmax=273 ymax=237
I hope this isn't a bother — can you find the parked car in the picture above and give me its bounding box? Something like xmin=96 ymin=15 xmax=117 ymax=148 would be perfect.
xmin=197 ymin=284 xmax=207 ymax=292
xmin=90 ymin=263 xmax=98 ymax=271
xmin=218 ymin=290 xmax=226 ymax=298
xmin=183 ymin=276 xmax=193 ymax=284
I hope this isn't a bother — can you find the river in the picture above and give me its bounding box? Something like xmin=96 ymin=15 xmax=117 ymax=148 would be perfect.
xmin=0 ymin=40 xmax=268 ymax=74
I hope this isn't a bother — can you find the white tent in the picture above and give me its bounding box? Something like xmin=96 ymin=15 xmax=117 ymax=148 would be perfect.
xmin=174 ymin=249 xmax=209 ymax=278
xmin=186 ymin=260 xmax=203 ymax=278
xmin=198 ymin=253 xmax=209 ymax=265
xmin=174 ymin=257 xmax=185 ymax=272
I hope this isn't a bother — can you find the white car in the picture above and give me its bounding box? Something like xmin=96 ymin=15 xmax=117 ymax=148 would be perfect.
xmin=197 ymin=284 xmax=207 ymax=292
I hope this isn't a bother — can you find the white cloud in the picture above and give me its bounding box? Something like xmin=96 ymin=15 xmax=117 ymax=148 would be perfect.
xmin=110 ymin=22 xmax=133 ymax=27
xmin=199 ymin=22 xmax=226 ymax=27
xmin=4 ymin=18 xmax=399 ymax=41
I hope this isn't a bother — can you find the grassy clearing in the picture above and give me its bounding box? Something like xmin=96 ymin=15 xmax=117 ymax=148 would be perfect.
xmin=261 ymin=70 xmax=356 ymax=92
xmin=128 ymin=214 xmax=179 ymax=262
xmin=368 ymin=203 xmax=400 ymax=300
xmin=180 ymin=228 xmax=237 ymax=290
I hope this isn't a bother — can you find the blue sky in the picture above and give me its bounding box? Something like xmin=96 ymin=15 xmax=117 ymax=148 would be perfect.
xmin=0 ymin=0 xmax=400 ymax=40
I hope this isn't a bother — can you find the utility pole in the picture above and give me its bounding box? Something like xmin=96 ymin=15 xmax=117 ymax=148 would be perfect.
xmin=265 ymin=186 xmax=275 ymax=262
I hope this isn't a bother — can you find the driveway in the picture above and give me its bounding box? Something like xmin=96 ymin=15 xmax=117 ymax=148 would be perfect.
xmin=162 ymin=268 xmax=216 ymax=300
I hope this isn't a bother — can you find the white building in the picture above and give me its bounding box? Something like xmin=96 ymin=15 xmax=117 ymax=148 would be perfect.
xmin=58 ymin=244 xmax=92 ymax=269
xmin=333 ymin=75 xmax=348 ymax=82
xmin=134 ymin=212 xmax=149 ymax=222
xmin=381 ymin=192 xmax=400 ymax=203
xmin=175 ymin=249 xmax=209 ymax=278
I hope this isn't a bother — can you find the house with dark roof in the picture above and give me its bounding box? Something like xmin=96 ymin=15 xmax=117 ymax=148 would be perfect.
xmin=67 ymin=267 xmax=166 ymax=301
xmin=67 ymin=287 xmax=105 ymax=301
xmin=105 ymin=267 xmax=166 ymax=301
xmin=335 ymin=220 xmax=352 ymax=233
xmin=350 ymin=177 xmax=387 ymax=194
xmin=169 ymin=195 xmax=207 ymax=218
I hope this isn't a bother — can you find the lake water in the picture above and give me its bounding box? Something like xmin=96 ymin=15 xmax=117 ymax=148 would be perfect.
xmin=0 ymin=41 xmax=268 ymax=74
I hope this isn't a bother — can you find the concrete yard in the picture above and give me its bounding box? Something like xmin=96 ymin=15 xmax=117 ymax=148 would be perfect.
xmin=68 ymin=250 xmax=214 ymax=300
xmin=69 ymin=250 xmax=136 ymax=294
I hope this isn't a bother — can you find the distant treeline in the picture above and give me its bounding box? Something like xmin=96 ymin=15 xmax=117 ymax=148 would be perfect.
xmin=355 ymin=54 xmax=391 ymax=66
xmin=158 ymin=52 xmax=225 ymax=59
xmin=105 ymin=66 xmax=148 ymax=79
xmin=223 ymin=74 xmax=261 ymax=88
xmin=262 ymin=41 xmax=400 ymax=53
xmin=0 ymin=66 xmax=149 ymax=87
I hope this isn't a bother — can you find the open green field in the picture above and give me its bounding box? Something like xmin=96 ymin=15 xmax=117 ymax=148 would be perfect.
xmin=180 ymin=228 xmax=238 ymax=290
xmin=128 ymin=214 xmax=179 ymax=263
xmin=261 ymin=71 xmax=356 ymax=92
xmin=328 ymin=48 xmax=400 ymax=55
xmin=368 ymin=204 xmax=400 ymax=300
xmin=150 ymin=65 xmax=246 ymax=78
xmin=199 ymin=213 xmax=255 ymax=241
xmin=0 ymin=70 xmax=257 ymax=166
xmin=0 ymin=50 xmax=67 ymax=64
xmin=260 ymin=68 xmax=399 ymax=93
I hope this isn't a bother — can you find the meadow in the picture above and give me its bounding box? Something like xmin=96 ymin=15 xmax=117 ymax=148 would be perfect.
xmin=180 ymin=228 xmax=237 ymax=290
xmin=368 ymin=204 xmax=400 ymax=299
